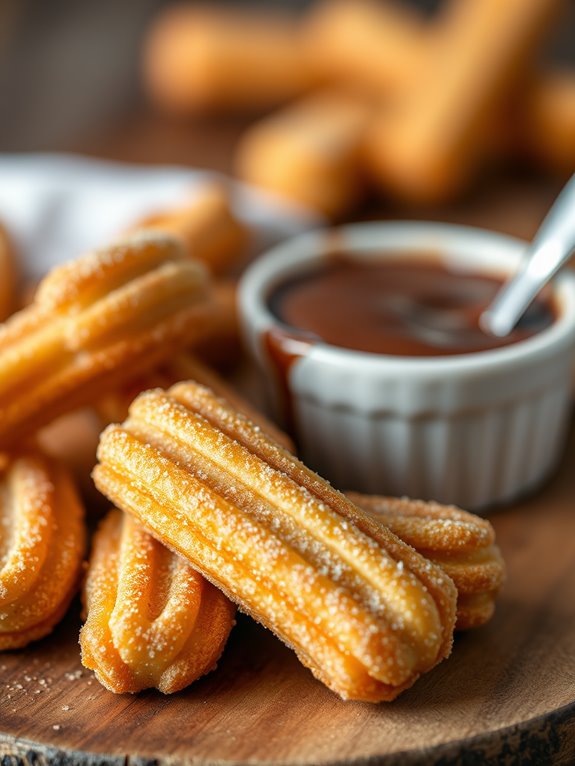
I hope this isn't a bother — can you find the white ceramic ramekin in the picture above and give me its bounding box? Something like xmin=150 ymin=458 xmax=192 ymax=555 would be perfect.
xmin=239 ymin=222 xmax=575 ymax=511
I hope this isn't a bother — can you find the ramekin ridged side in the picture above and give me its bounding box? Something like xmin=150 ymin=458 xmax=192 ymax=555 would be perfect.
xmin=289 ymin=349 xmax=573 ymax=510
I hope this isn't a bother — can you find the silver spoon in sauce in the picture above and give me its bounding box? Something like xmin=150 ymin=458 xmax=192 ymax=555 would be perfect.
xmin=480 ymin=174 xmax=575 ymax=337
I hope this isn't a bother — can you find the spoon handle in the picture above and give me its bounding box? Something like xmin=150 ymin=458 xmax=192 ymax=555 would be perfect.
xmin=481 ymin=174 xmax=575 ymax=337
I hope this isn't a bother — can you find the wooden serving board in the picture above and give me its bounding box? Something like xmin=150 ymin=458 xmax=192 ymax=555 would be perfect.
xmin=1 ymin=416 xmax=574 ymax=766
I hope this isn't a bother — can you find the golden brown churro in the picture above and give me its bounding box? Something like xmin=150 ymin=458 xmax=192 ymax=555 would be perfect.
xmin=367 ymin=0 xmax=562 ymax=204
xmin=347 ymin=493 xmax=505 ymax=630
xmin=523 ymin=70 xmax=575 ymax=176
xmin=0 ymin=451 xmax=85 ymax=650
xmin=0 ymin=232 xmax=227 ymax=446
xmin=144 ymin=4 xmax=312 ymax=115
xmin=80 ymin=508 xmax=235 ymax=693
xmin=236 ymin=92 xmax=372 ymax=219
xmin=304 ymin=0 xmax=428 ymax=97
xmin=128 ymin=185 xmax=248 ymax=276
xmin=94 ymin=381 xmax=457 ymax=702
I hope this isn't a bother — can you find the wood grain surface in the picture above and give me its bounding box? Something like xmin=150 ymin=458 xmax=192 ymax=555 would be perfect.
xmin=0 ymin=414 xmax=574 ymax=766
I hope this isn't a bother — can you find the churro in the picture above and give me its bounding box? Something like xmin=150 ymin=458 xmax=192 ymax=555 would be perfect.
xmin=524 ymin=70 xmax=575 ymax=176
xmin=236 ymin=92 xmax=372 ymax=219
xmin=0 ymin=451 xmax=85 ymax=650
xmin=0 ymin=232 xmax=225 ymax=446
xmin=367 ymin=0 xmax=562 ymax=204
xmin=81 ymin=508 xmax=235 ymax=693
xmin=144 ymin=4 xmax=312 ymax=115
xmin=129 ymin=184 xmax=248 ymax=276
xmin=304 ymin=0 xmax=427 ymax=98
xmin=348 ymin=494 xmax=505 ymax=630
xmin=94 ymin=381 xmax=457 ymax=702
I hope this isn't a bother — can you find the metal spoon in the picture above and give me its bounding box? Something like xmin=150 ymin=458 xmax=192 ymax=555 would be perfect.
xmin=480 ymin=174 xmax=575 ymax=337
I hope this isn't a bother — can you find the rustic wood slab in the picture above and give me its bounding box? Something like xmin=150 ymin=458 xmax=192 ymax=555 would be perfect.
xmin=1 ymin=415 xmax=574 ymax=766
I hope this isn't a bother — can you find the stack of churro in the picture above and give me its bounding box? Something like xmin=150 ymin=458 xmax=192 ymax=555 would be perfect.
xmin=0 ymin=186 xmax=248 ymax=692
xmin=0 ymin=187 xmax=506 ymax=702
xmin=143 ymin=0 xmax=575 ymax=216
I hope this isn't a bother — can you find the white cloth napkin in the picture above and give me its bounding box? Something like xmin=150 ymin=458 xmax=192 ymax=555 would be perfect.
xmin=0 ymin=154 xmax=320 ymax=281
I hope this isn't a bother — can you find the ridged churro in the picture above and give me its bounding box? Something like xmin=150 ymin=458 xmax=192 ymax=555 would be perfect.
xmin=94 ymin=381 xmax=457 ymax=703
xmin=80 ymin=508 xmax=235 ymax=693
xmin=0 ymin=232 xmax=227 ymax=446
xmin=348 ymin=493 xmax=505 ymax=630
xmin=0 ymin=451 xmax=85 ymax=650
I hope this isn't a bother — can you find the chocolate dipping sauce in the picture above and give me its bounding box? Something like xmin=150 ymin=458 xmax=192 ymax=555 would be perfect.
xmin=264 ymin=253 xmax=556 ymax=433
xmin=267 ymin=255 xmax=556 ymax=358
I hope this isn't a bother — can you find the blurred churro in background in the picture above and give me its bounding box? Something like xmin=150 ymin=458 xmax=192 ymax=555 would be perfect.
xmin=367 ymin=0 xmax=563 ymax=204
xmin=125 ymin=188 xmax=245 ymax=368
xmin=36 ymin=409 xmax=104 ymax=508
xmin=236 ymin=92 xmax=372 ymax=219
xmin=303 ymin=0 xmax=428 ymax=98
xmin=523 ymin=71 xmax=575 ymax=176
xmin=143 ymin=3 xmax=313 ymax=115
xmin=141 ymin=0 xmax=574 ymax=214
xmin=127 ymin=183 xmax=249 ymax=275
xmin=190 ymin=278 xmax=241 ymax=369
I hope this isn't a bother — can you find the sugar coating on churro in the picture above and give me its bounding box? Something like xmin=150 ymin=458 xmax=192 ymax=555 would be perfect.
xmin=94 ymin=381 xmax=457 ymax=702
xmin=80 ymin=508 xmax=235 ymax=694
xmin=0 ymin=233 xmax=231 ymax=446
xmin=0 ymin=452 xmax=85 ymax=649
xmin=348 ymin=493 xmax=506 ymax=630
